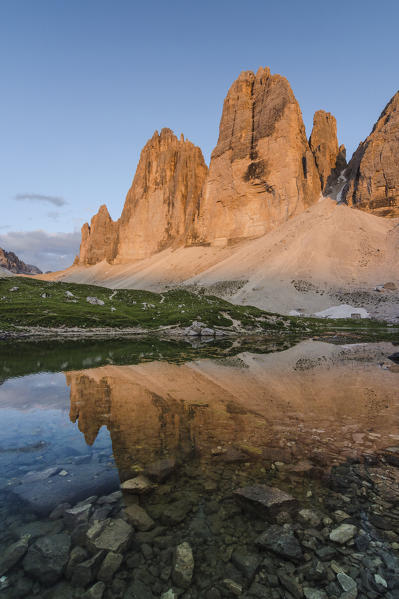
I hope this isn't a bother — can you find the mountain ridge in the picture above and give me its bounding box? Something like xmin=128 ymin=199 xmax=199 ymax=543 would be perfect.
xmin=37 ymin=66 xmax=399 ymax=320
xmin=0 ymin=247 xmax=42 ymax=275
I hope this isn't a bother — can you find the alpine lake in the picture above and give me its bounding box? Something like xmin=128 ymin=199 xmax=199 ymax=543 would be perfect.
xmin=1 ymin=334 xmax=399 ymax=599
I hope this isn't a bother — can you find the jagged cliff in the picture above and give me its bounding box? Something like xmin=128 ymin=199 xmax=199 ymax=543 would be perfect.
xmin=75 ymin=205 xmax=119 ymax=266
xmin=116 ymin=129 xmax=208 ymax=262
xmin=76 ymin=129 xmax=208 ymax=265
xmin=0 ymin=248 xmax=42 ymax=274
xmin=343 ymin=90 xmax=399 ymax=217
xmin=309 ymin=110 xmax=346 ymax=194
xmin=74 ymin=70 xmax=399 ymax=268
xmin=191 ymin=67 xmax=321 ymax=245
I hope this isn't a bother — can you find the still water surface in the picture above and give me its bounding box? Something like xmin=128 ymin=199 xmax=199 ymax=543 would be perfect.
xmin=0 ymin=339 xmax=398 ymax=598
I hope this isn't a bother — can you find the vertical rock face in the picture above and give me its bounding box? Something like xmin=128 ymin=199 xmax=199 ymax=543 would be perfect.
xmin=190 ymin=67 xmax=321 ymax=246
xmin=76 ymin=129 xmax=208 ymax=265
xmin=309 ymin=110 xmax=347 ymax=194
xmin=115 ymin=129 xmax=208 ymax=262
xmin=343 ymin=91 xmax=399 ymax=217
xmin=76 ymin=205 xmax=119 ymax=265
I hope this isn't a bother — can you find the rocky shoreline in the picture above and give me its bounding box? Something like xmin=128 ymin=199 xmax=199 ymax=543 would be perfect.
xmin=1 ymin=453 xmax=399 ymax=599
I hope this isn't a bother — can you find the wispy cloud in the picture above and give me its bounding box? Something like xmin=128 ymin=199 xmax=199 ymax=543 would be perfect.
xmin=0 ymin=230 xmax=81 ymax=272
xmin=47 ymin=211 xmax=61 ymax=221
xmin=14 ymin=193 xmax=68 ymax=207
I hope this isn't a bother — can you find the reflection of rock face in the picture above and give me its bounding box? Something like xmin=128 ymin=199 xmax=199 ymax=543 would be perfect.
xmin=343 ymin=91 xmax=399 ymax=217
xmin=192 ymin=67 xmax=321 ymax=244
xmin=67 ymin=364 xmax=257 ymax=478
xmin=66 ymin=341 xmax=399 ymax=478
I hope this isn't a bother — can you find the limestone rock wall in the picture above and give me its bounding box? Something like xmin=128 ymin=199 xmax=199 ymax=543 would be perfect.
xmin=189 ymin=67 xmax=321 ymax=246
xmin=309 ymin=110 xmax=346 ymax=194
xmin=343 ymin=91 xmax=399 ymax=217
xmin=75 ymin=70 xmax=399 ymax=269
xmin=75 ymin=205 xmax=119 ymax=265
xmin=115 ymin=129 xmax=208 ymax=262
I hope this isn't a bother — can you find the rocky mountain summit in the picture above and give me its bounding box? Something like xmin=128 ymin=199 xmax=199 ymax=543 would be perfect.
xmin=343 ymin=91 xmax=399 ymax=217
xmin=76 ymin=66 xmax=336 ymax=266
xmin=76 ymin=129 xmax=207 ymax=265
xmin=0 ymin=248 xmax=41 ymax=275
xmin=49 ymin=67 xmax=398 ymax=322
xmin=75 ymin=66 xmax=397 ymax=269
xmin=192 ymin=67 xmax=321 ymax=245
xmin=309 ymin=110 xmax=347 ymax=194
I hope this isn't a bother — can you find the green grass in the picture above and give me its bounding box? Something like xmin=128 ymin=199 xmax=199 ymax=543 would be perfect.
xmin=0 ymin=276 xmax=397 ymax=341
xmin=0 ymin=276 xmax=300 ymax=332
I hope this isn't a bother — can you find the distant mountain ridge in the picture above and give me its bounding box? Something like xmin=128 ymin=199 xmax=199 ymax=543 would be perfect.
xmin=0 ymin=248 xmax=42 ymax=275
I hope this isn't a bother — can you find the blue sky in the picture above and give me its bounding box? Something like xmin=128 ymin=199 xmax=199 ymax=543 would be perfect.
xmin=0 ymin=0 xmax=398 ymax=270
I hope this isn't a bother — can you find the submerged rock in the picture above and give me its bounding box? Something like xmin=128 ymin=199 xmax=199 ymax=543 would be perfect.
xmin=329 ymin=523 xmax=357 ymax=544
xmin=121 ymin=474 xmax=156 ymax=495
xmin=12 ymin=462 xmax=119 ymax=516
xmin=71 ymin=550 xmax=105 ymax=587
xmin=97 ymin=551 xmax=123 ymax=582
xmin=124 ymin=504 xmax=154 ymax=531
xmin=145 ymin=457 xmax=176 ymax=482
xmin=234 ymin=484 xmax=298 ymax=519
xmin=86 ymin=518 xmax=133 ymax=553
xmin=0 ymin=537 xmax=29 ymax=576
xmin=82 ymin=581 xmax=106 ymax=599
xmin=303 ymin=589 xmax=327 ymax=599
xmin=256 ymin=524 xmax=303 ymax=561
xmin=231 ymin=547 xmax=261 ymax=581
xmin=23 ymin=533 xmax=71 ymax=585
xmin=172 ymin=541 xmax=194 ymax=588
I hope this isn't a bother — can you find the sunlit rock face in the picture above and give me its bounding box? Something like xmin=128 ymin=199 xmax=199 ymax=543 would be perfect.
xmin=75 ymin=205 xmax=119 ymax=265
xmin=343 ymin=91 xmax=399 ymax=217
xmin=66 ymin=341 xmax=399 ymax=479
xmin=309 ymin=110 xmax=346 ymax=194
xmin=76 ymin=129 xmax=208 ymax=265
xmin=116 ymin=129 xmax=208 ymax=261
xmin=190 ymin=67 xmax=321 ymax=246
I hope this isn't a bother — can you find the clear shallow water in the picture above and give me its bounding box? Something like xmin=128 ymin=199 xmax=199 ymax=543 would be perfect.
xmin=0 ymin=339 xmax=399 ymax=598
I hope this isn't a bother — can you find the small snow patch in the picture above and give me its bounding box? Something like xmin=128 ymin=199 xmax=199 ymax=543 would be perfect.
xmin=314 ymin=304 xmax=369 ymax=319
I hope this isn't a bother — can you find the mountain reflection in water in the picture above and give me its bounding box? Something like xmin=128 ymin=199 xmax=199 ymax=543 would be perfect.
xmin=1 ymin=339 xmax=399 ymax=599
xmin=67 ymin=340 xmax=399 ymax=479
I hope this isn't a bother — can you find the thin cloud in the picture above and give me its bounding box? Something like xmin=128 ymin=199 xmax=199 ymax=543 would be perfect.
xmin=47 ymin=211 xmax=61 ymax=221
xmin=0 ymin=230 xmax=81 ymax=272
xmin=14 ymin=193 xmax=68 ymax=207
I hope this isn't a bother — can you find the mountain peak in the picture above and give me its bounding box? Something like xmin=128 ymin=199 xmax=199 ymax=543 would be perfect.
xmin=343 ymin=89 xmax=399 ymax=217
